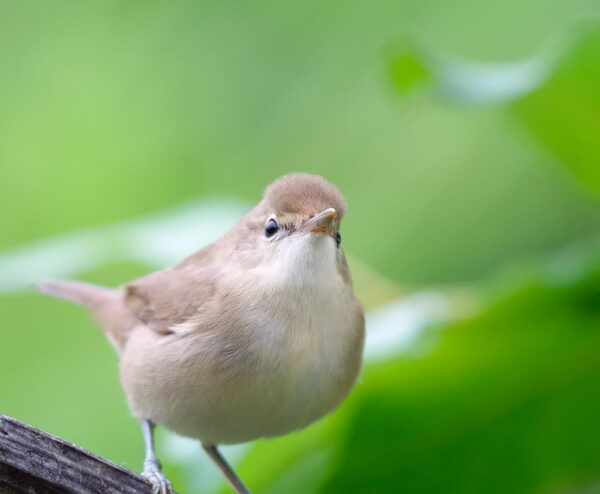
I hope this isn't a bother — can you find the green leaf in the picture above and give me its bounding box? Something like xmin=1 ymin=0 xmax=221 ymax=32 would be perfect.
xmin=511 ymin=26 xmax=600 ymax=194
xmin=388 ymin=43 xmax=432 ymax=95
xmin=321 ymin=255 xmax=600 ymax=493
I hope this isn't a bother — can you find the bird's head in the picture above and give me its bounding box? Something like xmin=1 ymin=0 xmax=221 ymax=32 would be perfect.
xmin=260 ymin=173 xmax=345 ymax=244
xmin=237 ymin=173 xmax=350 ymax=286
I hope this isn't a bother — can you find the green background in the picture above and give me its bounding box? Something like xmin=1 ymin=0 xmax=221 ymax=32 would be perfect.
xmin=1 ymin=1 xmax=599 ymax=492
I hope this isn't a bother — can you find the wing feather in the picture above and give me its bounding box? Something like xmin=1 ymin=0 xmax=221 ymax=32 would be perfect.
xmin=124 ymin=264 xmax=217 ymax=335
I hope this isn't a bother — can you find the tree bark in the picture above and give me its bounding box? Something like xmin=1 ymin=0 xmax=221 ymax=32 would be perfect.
xmin=0 ymin=414 xmax=152 ymax=494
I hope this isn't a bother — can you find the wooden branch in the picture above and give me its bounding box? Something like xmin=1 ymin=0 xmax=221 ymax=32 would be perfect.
xmin=0 ymin=413 xmax=153 ymax=494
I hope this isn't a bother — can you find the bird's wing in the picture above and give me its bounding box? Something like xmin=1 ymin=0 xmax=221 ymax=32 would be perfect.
xmin=124 ymin=263 xmax=217 ymax=335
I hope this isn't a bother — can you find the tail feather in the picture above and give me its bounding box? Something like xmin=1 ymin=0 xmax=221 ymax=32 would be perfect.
xmin=37 ymin=279 xmax=129 ymax=351
xmin=36 ymin=280 xmax=115 ymax=309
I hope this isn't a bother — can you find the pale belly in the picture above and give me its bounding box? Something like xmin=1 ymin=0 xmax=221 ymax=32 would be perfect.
xmin=120 ymin=303 xmax=364 ymax=445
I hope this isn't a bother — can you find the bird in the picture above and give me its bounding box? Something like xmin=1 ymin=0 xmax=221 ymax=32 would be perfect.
xmin=37 ymin=173 xmax=365 ymax=494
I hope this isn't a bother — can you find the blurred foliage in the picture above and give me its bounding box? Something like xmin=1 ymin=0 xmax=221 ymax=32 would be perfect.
xmin=0 ymin=0 xmax=599 ymax=493
xmin=512 ymin=26 xmax=600 ymax=194
xmin=323 ymin=258 xmax=600 ymax=493
xmin=387 ymin=42 xmax=431 ymax=95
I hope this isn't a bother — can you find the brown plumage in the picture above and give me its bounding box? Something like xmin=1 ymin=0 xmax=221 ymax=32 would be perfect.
xmin=38 ymin=173 xmax=365 ymax=494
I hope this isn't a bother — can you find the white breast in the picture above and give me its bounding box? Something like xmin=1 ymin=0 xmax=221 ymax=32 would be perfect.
xmin=240 ymin=234 xmax=360 ymax=437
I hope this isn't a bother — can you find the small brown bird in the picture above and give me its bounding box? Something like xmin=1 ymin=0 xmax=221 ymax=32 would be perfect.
xmin=38 ymin=173 xmax=365 ymax=494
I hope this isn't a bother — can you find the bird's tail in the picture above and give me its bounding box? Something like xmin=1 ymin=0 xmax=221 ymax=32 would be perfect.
xmin=36 ymin=280 xmax=128 ymax=350
xmin=36 ymin=280 xmax=116 ymax=309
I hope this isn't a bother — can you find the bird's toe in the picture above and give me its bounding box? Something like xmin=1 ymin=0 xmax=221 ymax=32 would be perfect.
xmin=142 ymin=462 xmax=175 ymax=494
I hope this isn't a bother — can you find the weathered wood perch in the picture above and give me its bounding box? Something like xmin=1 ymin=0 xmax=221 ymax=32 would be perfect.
xmin=0 ymin=413 xmax=153 ymax=493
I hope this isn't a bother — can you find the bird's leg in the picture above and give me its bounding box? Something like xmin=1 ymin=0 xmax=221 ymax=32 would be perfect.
xmin=202 ymin=443 xmax=251 ymax=494
xmin=140 ymin=419 xmax=175 ymax=494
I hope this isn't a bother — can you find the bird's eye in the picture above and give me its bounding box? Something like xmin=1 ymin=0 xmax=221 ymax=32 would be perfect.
xmin=335 ymin=232 xmax=341 ymax=247
xmin=265 ymin=219 xmax=279 ymax=237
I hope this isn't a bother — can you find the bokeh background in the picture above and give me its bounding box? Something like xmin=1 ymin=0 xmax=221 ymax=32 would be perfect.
xmin=1 ymin=1 xmax=599 ymax=493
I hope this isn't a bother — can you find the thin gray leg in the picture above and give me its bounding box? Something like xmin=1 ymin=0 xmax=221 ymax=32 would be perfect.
xmin=203 ymin=443 xmax=251 ymax=494
xmin=140 ymin=420 xmax=175 ymax=494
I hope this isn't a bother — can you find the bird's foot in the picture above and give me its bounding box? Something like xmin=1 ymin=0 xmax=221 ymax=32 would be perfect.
xmin=142 ymin=459 xmax=175 ymax=494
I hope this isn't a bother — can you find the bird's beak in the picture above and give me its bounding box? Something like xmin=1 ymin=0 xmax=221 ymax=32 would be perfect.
xmin=300 ymin=208 xmax=337 ymax=234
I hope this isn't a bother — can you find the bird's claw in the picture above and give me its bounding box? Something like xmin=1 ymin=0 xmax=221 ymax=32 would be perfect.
xmin=142 ymin=460 xmax=175 ymax=494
